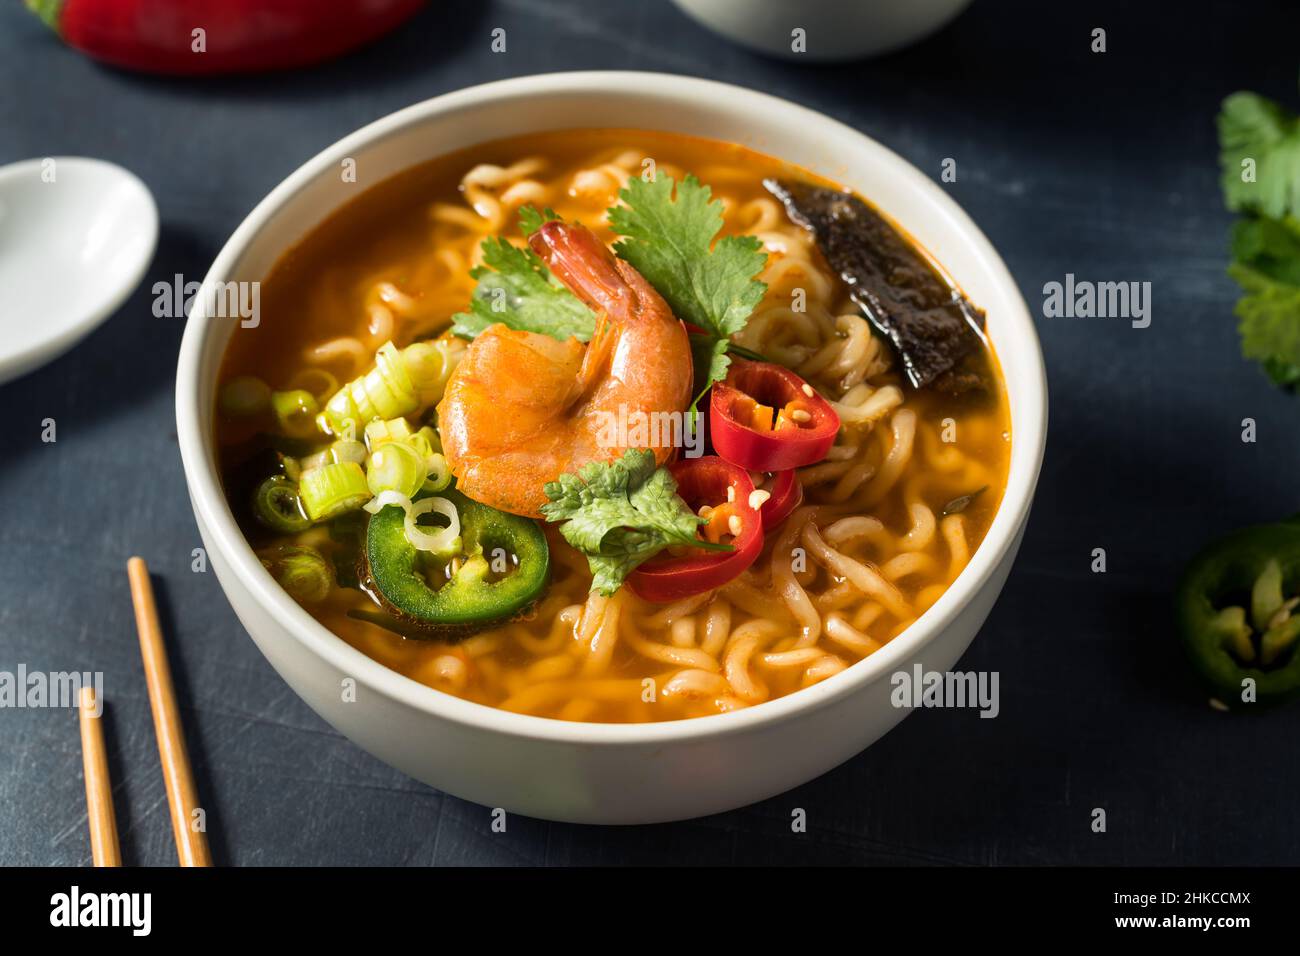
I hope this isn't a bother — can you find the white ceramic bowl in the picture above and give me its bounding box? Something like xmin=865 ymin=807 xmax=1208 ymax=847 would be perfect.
xmin=176 ymin=72 xmax=1046 ymax=825
xmin=670 ymin=0 xmax=974 ymax=61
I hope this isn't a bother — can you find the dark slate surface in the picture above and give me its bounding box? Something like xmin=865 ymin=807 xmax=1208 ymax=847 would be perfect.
xmin=2 ymin=0 xmax=1298 ymax=866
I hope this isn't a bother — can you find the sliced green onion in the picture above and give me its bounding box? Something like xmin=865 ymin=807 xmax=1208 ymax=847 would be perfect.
xmin=404 ymin=338 xmax=465 ymax=404
xmin=364 ymin=489 xmax=412 ymax=516
xmin=317 ymin=338 xmax=466 ymax=437
xmin=406 ymin=430 xmax=435 ymax=462
xmin=285 ymin=367 xmax=340 ymax=403
xmin=253 ymin=476 xmax=312 ymax=532
xmin=271 ymin=389 xmax=321 ymax=439
xmin=259 ymin=545 xmax=332 ymax=603
xmin=405 ymin=496 xmax=462 ymax=557
xmin=318 ymin=341 xmax=415 ymax=436
xmin=299 ymin=439 xmax=368 ymax=473
xmin=331 ymin=439 xmax=368 ymax=465
xmin=299 ymin=461 xmax=371 ymax=521
xmin=402 ymin=428 xmax=451 ymax=492
xmin=360 ymin=490 xmax=460 ymax=557
xmin=422 ymin=451 xmax=452 ymax=493
xmin=220 ymin=375 xmax=271 ymax=417
xmin=363 ymin=416 xmax=413 ymax=451
xmin=280 ymin=452 xmax=302 ymax=483
xmin=415 ymin=425 xmax=442 ymax=454
xmin=298 ymin=449 xmax=328 ymax=473
xmin=366 ymin=441 xmax=426 ymax=499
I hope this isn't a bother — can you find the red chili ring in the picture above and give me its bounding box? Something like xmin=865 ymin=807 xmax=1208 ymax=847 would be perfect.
xmin=710 ymin=359 xmax=839 ymax=472
xmin=627 ymin=456 xmax=762 ymax=603
xmin=759 ymin=469 xmax=803 ymax=528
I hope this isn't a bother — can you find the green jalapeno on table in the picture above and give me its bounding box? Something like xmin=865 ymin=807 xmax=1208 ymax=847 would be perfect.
xmin=1176 ymin=516 xmax=1300 ymax=707
xmin=363 ymin=489 xmax=550 ymax=638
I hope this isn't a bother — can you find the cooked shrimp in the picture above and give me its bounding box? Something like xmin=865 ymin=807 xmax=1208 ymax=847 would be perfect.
xmin=437 ymin=221 xmax=693 ymax=517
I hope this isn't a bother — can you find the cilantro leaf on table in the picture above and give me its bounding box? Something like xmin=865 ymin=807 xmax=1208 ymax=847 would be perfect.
xmin=451 ymin=208 xmax=595 ymax=343
xmin=1231 ymin=214 xmax=1300 ymax=286
xmin=1227 ymin=217 xmax=1300 ymax=388
xmin=1219 ymin=87 xmax=1300 ymax=390
xmin=541 ymin=449 xmax=728 ymax=595
xmin=1229 ymin=257 xmax=1300 ymax=389
xmin=1219 ymin=92 xmax=1300 ymax=220
xmin=608 ymin=174 xmax=767 ymax=392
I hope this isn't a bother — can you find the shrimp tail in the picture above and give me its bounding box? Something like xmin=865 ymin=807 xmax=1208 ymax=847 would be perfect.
xmin=530 ymin=220 xmax=641 ymax=319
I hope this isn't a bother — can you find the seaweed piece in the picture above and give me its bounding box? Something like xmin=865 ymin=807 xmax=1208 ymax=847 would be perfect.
xmin=764 ymin=179 xmax=991 ymax=394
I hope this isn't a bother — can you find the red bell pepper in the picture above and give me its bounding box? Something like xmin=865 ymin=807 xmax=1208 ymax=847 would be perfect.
xmin=26 ymin=0 xmax=426 ymax=75
xmin=710 ymin=359 xmax=839 ymax=472
xmin=628 ymin=456 xmax=762 ymax=603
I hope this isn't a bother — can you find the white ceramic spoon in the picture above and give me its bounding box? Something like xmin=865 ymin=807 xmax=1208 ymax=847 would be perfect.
xmin=0 ymin=157 xmax=158 ymax=385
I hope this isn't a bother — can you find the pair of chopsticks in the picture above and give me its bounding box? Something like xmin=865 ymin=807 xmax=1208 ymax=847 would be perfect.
xmin=76 ymin=557 xmax=212 ymax=867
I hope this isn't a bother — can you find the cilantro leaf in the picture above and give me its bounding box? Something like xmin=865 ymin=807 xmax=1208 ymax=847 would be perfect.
xmin=517 ymin=205 xmax=560 ymax=237
xmin=1229 ymin=259 xmax=1300 ymax=388
xmin=1219 ymin=88 xmax=1300 ymax=391
xmin=583 ymin=533 xmax=664 ymax=596
xmin=541 ymin=449 xmax=727 ymax=595
xmin=450 ymin=236 xmax=596 ymax=343
xmin=608 ymin=174 xmax=767 ymax=396
xmin=1219 ymin=91 xmax=1300 ymax=220
xmin=609 ymin=174 xmax=767 ymax=339
xmin=687 ymin=334 xmax=731 ymax=418
xmin=1231 ymin=214 xmax=1300 ymax=286
xmin=541 ymin=450 xmax=700 ymax=551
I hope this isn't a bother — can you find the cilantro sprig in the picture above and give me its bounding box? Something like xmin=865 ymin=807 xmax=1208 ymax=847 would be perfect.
xmin=1220 ymin=92 xmax=1300 ymax=221
xmin=610 ymin=174 xmax=768 ymax=340
xmin=609 ymin=174 xmax=768 ymax=398
xmin=1219 ymin=84 xmax=1300 ymax=389
xmin=1229 ymin=216 xmax=1300 ymax=388
xmin=541 ymin=449 xmax=730 ymax=596
xmin=450 ymin=209 xmax=593 ymax=343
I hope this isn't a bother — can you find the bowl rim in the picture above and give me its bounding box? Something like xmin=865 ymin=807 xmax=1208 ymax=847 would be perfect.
xmin=176 ymin=70 xmax=1047 ymax=746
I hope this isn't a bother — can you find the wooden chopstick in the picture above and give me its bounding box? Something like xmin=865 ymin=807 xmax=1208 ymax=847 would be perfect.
xmin=127 ymin=556 xmax=213 ymax=867
xmin=78 ymin=687 xmax=122 ymax=867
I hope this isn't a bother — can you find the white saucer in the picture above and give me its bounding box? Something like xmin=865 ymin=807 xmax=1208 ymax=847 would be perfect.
xmin=0 ymin=157 xmax=158 ymax=385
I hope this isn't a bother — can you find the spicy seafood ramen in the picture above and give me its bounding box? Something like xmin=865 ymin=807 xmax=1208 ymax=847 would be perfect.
xmin=216 ymin=130 xmax=1010 ymax=723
